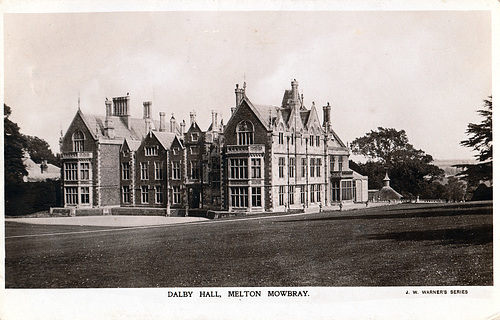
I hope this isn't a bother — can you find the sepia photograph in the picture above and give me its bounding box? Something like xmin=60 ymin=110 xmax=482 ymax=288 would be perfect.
xmin=1 ymin=1 xmax=498 ymax=319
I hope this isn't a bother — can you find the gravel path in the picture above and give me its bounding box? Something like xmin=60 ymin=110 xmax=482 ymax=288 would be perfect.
xmin=5 ymin=215 xmax=208 ymax=227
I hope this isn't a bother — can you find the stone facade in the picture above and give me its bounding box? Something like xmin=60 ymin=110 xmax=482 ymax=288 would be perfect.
xmin=60 ymin=80 xmax=368 ymax=213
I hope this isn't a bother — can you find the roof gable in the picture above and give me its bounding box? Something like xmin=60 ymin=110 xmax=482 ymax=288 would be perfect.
xmin=227 ymin=97 xmax=276 ymax=131
xmin=63 ymin=110 xmax=99 ymax=142
xmin=151 ymin=131 xmax=177 ymax=150
xmin=305 ymin=104 xmax=323 ymax=134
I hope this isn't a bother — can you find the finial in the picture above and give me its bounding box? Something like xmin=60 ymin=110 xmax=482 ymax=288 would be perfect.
xmin=78 ymin=93 xmax=81 ymax=110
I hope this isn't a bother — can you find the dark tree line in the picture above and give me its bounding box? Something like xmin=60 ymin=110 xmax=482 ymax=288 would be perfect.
xmin=350 ymin=127 xmax=444 ymax=199
xmin=457 ymin=97 xmax=492 ymax=186
xmin=4 ymin=103 xmax=60 ymax=215
xmin=456 ymin=97 xmax=492 ymax=200
xmin=350 ymin=96 xmax=491 ymax=201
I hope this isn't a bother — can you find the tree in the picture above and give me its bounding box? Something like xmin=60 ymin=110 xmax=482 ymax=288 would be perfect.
xmin=443 ymin=177 xmax=466 ymax=202
xmin=457 ymin=97 xmax=492 ymax=186
xmin=24 ymin=134 xmax=58 ymax=166
xmin=4 ymin=104 xmax=27 ymax=187
xmin=351 ymin=127 xmax=444 ymax=198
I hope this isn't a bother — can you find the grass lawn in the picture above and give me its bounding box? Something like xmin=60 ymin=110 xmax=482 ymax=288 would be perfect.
xmin=5 ymin=201 xmax=492 ymax=288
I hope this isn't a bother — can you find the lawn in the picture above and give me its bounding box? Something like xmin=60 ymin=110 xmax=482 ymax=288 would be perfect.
xmin=4 ymin=201 xmax=492 ymax=288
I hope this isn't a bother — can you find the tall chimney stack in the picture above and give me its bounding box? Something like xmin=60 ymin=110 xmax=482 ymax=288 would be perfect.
xmin=323 ymin=102 xmax=331 ymax=129
xmin=169 ymin=113 xmax=177 ymax=133
xmin=180 ymin=120 xmax=186 ymax=135
xmin=143 ymin=101 xmax=152 ymax=119
xmin=105 ymin=99 xmax=112 ymax=118
xmin=189 ymin=111 xmax=196 ymax=126
xmin=143 ymin=101 xmax=152 ymax=134
xmin=235 ymin=84 xmax=244 ymax=108
xmin=291 ymin=79 xmax=299 ymax=106
xmin=159 ymin=112 xmax=166 ymax=132
xmin=104 ymin=99 xmax=115 ymax=138
xmin=112 ymin=94 xmax=131 ymax=129
xmin=211 ymin=110 xmax=218 ymax=131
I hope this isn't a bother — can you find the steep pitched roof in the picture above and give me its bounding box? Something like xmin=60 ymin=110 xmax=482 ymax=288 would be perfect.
xmin=240 ymin=96 xmax=280 ymax=131
xmin=300 ymin=110 xmax=310 ymax=126
xmin=152 ymin=131 xmax=177 ymax=150
xmin=82 ymin=113 xmax=160 ymax=141
xmin=122 ymin=138 xmax=142 ymax=152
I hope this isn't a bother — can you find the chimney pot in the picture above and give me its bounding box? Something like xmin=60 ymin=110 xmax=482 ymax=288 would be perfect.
xmin=323 ymin=102 xmax=331 ymax=128
xmin=291 ymin=79 xmax=299 ymax=107
xmin=235 ymin=84 xmax=244 ymax=108
xmin=105 ymin=99 xmax=112 ymax=118
xmin=189 ymin=111 xmax=196 ymax=125
xmin=180 ymin=120 xmax=186 ymax=135
xmin=169 ymin=113 xmax=177 ymax=133
xmin=143 ymin=101 xmax=152 ymax=119
xmin=211 ymin=110 xmax=218 ymax=131
xmin=159 ymin=112 xmax=166 ymax=132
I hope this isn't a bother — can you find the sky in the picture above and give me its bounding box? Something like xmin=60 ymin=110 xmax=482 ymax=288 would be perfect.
xmin=4 ymin=10 xmax=492 ymax=161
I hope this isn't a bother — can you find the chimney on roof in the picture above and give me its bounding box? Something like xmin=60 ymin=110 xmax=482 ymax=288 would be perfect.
xmin=104 ymin=99 xmax=115 ymax=139
xmin=159 ymin=112 xmax=166 ymax=132
xmin=143 ymin=101 xmax=153 ymax=134
xmin=113 ymin=94 xmax=131 ymax=129
xmin=40 ymin=160 xmax=48 ymax=174
xmin=143 ymin=101 xmax=152 ymax=119
xmin=211 ymin=110 xmax=218 ymax=131
xmin=180 ymin=120 xmax=186 ymax=135
xmin=323 ymin=102 xmax=331 ymax=129
xmin=189 ymin=111 xmax=196 ymax=126
xmin=291 ymin=79 xmax=299 ymax=106
xmin=235 ymin=84 xmax=244 ymax=108
xmin=170 ymin=113 xmax=177 ymax=133
xmin=105 ymin=98 xmax=112 ymax=118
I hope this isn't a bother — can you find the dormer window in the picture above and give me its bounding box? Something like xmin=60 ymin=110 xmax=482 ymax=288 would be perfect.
xmin=72 ymin=131 xmax=85 ymax=152
xmin=145 ymin=146 xmax=158 ymax=156
xmin=172 ymin=147 xmax=179 ymax=155
xmin=191 ymin=133 xmax=199 ymax=142
xmin=237 ymin=120 xmax=254 ymax=145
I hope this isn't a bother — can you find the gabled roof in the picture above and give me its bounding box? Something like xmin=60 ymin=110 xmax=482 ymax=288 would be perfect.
xmin=187 ymin=121 xmax=202 ymax=133
xmin=152 ymin=131 xmax=177 ymax=150
xmin=238 ymin=96 xmax=281 ymax=131
xmin=305 ymin=103 xmax=323 ymax=133
xmin=122 ymin=138 xmax=142 ymax=152
xmin=75 ymin=110 xmax=160 ymax=141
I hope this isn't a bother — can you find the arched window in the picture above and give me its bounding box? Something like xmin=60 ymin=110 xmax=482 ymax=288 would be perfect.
xmin=72 ymin=131 xmax=85 ymax=152
xmin=236 ymin=120 xmax=254 ymax=145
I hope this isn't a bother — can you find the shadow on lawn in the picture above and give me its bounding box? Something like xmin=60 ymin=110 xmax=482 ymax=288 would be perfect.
xmin=379 ymin=201 xmax=492 ymax=214
xmin=290 ymin=205 xmax=492 ymax=223
xmin=367 ymin=225 xmax=493 ymax=246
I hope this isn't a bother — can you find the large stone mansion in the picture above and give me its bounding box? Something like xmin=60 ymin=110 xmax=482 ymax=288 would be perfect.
xmin=60 ymin=80 xmax=368 ymax=214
